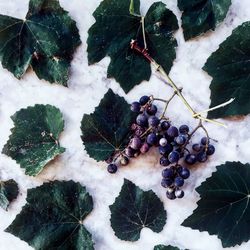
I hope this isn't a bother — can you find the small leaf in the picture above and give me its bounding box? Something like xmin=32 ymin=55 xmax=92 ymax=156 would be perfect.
xmin=2 ymin=104 xmax=65 ymax=176
xmin=203 ymin=22 xmax=250 ymax=118
xmin=81 ymin=89 xmax=136 ymax=162
xmin=0 ymin=0 xmax=81 ymax=86
xmin=110 ymin=179 xmax=167 ymax=241
xmin=154 ymin=245 xmax=181 ymax=250
xmin=5 ymin=180 xmax=94 ymax=250
xmin=87 ymin=0 xmax=178 ymax=93
xmin=178 ymin=0 xmax=231 ymax=40
xmin=0 ymin=179 xmax=18 ymax=210
xmin=182 ymin=162 xmax=250 ymax=248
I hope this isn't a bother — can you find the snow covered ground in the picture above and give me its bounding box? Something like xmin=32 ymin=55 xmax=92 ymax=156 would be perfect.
xmin=0 ymin=0 xmax=250 ymax=249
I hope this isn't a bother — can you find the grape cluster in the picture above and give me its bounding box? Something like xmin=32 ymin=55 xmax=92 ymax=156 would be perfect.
xmin=106 ymin=95 xmax=215 ymax=200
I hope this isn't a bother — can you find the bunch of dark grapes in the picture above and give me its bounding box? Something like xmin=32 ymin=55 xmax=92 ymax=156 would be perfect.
xmin=106 ymin=95 xmax=215 ymax=200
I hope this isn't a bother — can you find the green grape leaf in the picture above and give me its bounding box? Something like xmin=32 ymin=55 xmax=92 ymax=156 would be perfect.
xmin=154 ymin=245 xmax=181 ymax=250
xmin=203 ymin=22 xmax=250 ymax=118
xmin=0 ymin=0 xmax=81 ymax=86
xmin=2 ymin=104 xmax=65 ymax=176
xmin=0 ymin=179 xmax=18 ymax=210
xmin=178 ymin=0 xmax=231 ymax=40
xmin=182 ymin=162 xmax=250 ymax=248
xmin=87 ymin=0 xmax=178 ymax=93
xmin=5 ymin=180 xmax=94 ymax=250
xmin=81 ymin=89 xmax=136 ymax=162
xmin=110 ymin=179 xmax=167 ymax=241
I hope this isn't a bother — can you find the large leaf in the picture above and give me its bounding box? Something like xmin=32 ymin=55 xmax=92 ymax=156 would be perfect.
xmin=203 ymin=22 xmax=250 ymax=118
xmin=87 ymin=0 xmax=178 ymax=93
xmin=81 ymin=89 xmax=136 ymax=162
xmin=154 ymin=245 xmax=181 ymax=250
xmin=110 ymin=179 xmax=167 ymax=241
xmin=0 ymin=0 xmax=81 ymax=86
xmin=178 ymin=0 xmax=231 ymax=40
xmin=2 ymin=104 xmax=65 ymax=176
xmin=5 ymin=180 xmax=94 ymax=250
xmin=182 ymin=162 xmax=250 ymax=248
xmin=0 ymin=179 xmax=18 ymax=210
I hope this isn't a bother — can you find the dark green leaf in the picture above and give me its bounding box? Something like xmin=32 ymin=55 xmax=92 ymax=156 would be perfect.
xmin=203 ymin=22 xmax=250 ymax=118
xmin=0 ymin=179 xmax=18 ymax=210
xmin=0 ymin=0 xmax=81 ymax=86
xmin=81 ymin=89 xmax=136 ymax=162
xmin=178 ymin=0 xmax=231 ymax=40
xmin=154 ymin=245 xmax=181 ymax=250
xmin=2 ymin=104 xmax=65 ymax=176
xmin=5 ymin=180 xmax=94 ymax=250
xmin=110 ymin=179 xmax=167 ymax=241
xmin=182 ymin=162 xmax=250 ymax=248
xmin=87 ymin=0 xmax=178 ymax=93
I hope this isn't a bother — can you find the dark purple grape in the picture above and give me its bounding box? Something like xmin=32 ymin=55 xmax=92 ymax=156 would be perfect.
xmin=148 ymin=116 xmax=160 ymax=127
xmin=160 ymin=156 xmax=170 ymax=166
xmin=139 ymin=96 xmax=150 ymax=105
xmin=175 ymin=189 xmax=184 ymax=198
xmin=168 ymin=151 xmax=180 ymax=163
xmin=179 ymin=167 xmax=190 ymax=179
xmin=120 ymin=156 xmax=129 ymax=166
xmin=166 ymin=189 xmax=176 ymax=200
xmin=175 ymin=177 xmax=184 ymax=187
xmin=130 ymin=102 xmax=141 ymax=113
xmin=175 ymin=135 xmax=187 ymax=145
xmin=207 ymin=144 xmax=215 ymax=155
xmin=185 ymin=154 xmax=197 ymax=165
xmin=130 ymin=137 xmax=142 ymax=150
xmin=161 ymin=178 xmax=172 ymax=188
xmin=161 ymin=121 xmax=170 ymax=130
xmin=140 ymin=143 xmax=150 ymax=154
xmin=197 ymin=152 xmax=208 ymax=162
xmin=147 ymin=133 xmax=158 ymax=145
xmin=159 ymin=138 xmax=168 ymax=147
xmin=107 ymin=164 xmax=118 ymax=174
xmin=159 ymin=144 xmax=173 ymax=155
xmin=192 ymin=143 xmax=202 ymax=152
xmin=162 ymin=168 xmax=174 ymax=178
xmin=136 ymin=114 xmax=148 ymax=127
xmin=179 ymin=125 xmax=189 ymax=134
xmin=147 ymin=104 xmax=157 ymax=115
xmin=167 ymin=126 xmax=179 ymax=138
xmin=125 ymin=147 xmax=135 ymax=157
xmin=201 ymin=137 xmax=209 ymax=145
xmin=134 ymin=126 xmax=145 ymax=137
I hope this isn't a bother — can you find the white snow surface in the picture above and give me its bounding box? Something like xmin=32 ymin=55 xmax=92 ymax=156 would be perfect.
xmin=0 ymin=0 xmax=250 ymax=250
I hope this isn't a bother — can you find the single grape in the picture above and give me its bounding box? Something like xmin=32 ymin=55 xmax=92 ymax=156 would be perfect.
xmin=161 ymin=178 xmax=173 ymax=188
xmin=162 ymin=168 xmax=174 ymax=178
xmin=168 ymin=151 xmax=180 ymax=163
xmin=167 ymin=126 xmax=179 ymax=138
xmin=140 ymin=143 xmax=150 ymax=154
xmin=192 ymin=143 xmax=202 ymax=152
xmin=166 ymin=189 xmax=176 ymax=200
xmin=148 ymin=116 xmax=160 ymax=127
xmin=179 ymin=167 xmax=190 ymax=179
xmin=125 ymin=147 xmax=135 ymax=157
xmin=175 ymin=176 xmax=184 ymax=187
xmin=175 ymin=189 xmax=184 ymax=198
xmin=130 ymin=102 xmax=141 ymax=113
xmin=207 ymin=144 xmax=215 ymax=155
xmin=136 ymin=114 xmax=148 ymax=127
xmin=159 ymin=144 xmax=173 ymax=155
xmin=201 ymin=137 xmax=208 ymax=145
xmin=147 ymin=133 xmax=158 ymax=145
xmin=161 ymin=120 xmax=170 ymax=130
xmin=130 ymin=137 xmax=142 ymax=150
xmin=139 ymin=95 xmax=150 ymax=105
xmin=197 ymin=152 xmax=208 ymax=162
xmin=147 ymin=104 xmax=157 ymax=115
xmin=159 ymin=138 xmax=168 ymax=147
xmin=179 ymin=125 xmax=189 ymax=134
xmin=134 ymin=126 xmax=145 ymax=137
xmin=120 ymin=156 xmax=129 ymax=166
xmin=185 ymin=154 xmax=197 ymax=165
xmin=175 ymin=135 xmax=187 ymax=145
xmin=107 ymin=164 xmax=118 ymax=174
xmin=160 ymin=156 xmax=170 ymax=166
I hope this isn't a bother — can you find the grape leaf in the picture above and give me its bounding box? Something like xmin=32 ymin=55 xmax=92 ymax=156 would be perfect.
xmin=154 ymin=245 xmax=181 ymax=250
xmin=110 ymin=179 xmax=167 ymax=241
xmin=0 ymin=179 xmax=18 ymax=210
xmin=203 ymin=22 xmax=250 ymax=118
xmin=2 ymin=104 xmax=65 ymax=176
xmin=5 ymin=180 xmax=94 ymax=250
xmin=178 ymin=0 xmax=231 ymax=40
xmin=87 ymin=0 xmax=178 ymax=93
xmin=0 ymin=0 xmax=81 ymax=86
xmin=182 ymin=162 xmax=250 ymax=248
xmin=81 ymin=89 xmax=136 ymax=162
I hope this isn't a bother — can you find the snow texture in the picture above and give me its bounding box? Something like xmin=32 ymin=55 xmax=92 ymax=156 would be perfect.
xmin=0 ymin=0 xmax=250 ymax=250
